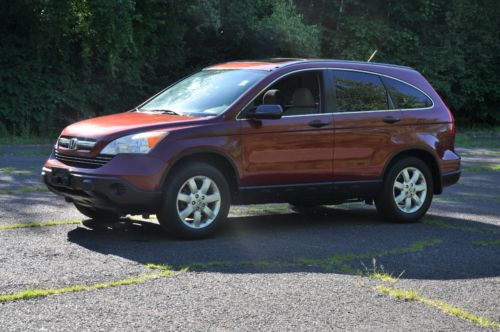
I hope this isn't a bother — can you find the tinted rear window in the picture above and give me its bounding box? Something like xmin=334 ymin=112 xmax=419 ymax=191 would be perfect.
xmin=334 ymin=70 xmax=388 ymax=112
xmin=382 ymin=77 xmax=433 ymax=109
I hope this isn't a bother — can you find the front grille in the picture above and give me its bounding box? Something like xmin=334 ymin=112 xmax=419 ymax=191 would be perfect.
xmin=55 ymin=152 xmax=113 ymax=169
xmin=58 ymin=137 xmax=96 ymax=150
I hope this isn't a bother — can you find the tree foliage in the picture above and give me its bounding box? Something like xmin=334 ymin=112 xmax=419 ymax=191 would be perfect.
xmin=0 ymin=0 xmax=498 ymax=137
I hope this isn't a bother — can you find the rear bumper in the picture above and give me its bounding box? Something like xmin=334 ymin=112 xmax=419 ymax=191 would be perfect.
xmin=442 ymin=169 xmax=461 ymax=188
xmin=42 ymin=167 xmax=161 ymax=214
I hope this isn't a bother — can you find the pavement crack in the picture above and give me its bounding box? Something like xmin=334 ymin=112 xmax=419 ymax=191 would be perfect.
xmin=0 ymin=220 xmax=81 ymax=230
xmin=374 ymin=285 xmax=500 ymax=329
xmin=0 ymin=265 xmax=178 ymax=303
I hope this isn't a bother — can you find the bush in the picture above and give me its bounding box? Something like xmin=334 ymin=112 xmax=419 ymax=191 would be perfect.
xmin=0 ymin=0 xmax=498 ymax=138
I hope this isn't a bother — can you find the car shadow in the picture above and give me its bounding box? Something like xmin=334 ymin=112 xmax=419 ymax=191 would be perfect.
xmin=66 ymin=204 xmax=500 ymax=281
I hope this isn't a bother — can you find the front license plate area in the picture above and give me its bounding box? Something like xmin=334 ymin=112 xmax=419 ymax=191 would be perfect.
xmin=51 ymin=168 xmax=71 ymax=187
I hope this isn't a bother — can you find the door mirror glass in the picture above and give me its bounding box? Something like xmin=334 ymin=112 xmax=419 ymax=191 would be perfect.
xmin=247 ymin=104 xmax=283 ymax=120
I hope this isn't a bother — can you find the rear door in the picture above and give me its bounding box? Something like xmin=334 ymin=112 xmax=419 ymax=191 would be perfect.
xmin=239 ymin=70 xmax=334 ymax=186
xmin=331 ymin=69 xmax=405 ymax=181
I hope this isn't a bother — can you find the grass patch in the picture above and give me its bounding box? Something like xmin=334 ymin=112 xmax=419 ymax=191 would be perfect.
xmin=471 ymin=239 xmax=500 ymax=247
xmin=0 ymin=268 xmax=176 ymax=302
xmin=182 ymin=238 xmax=442 ymax=272
xmin=456 ymin=128 xmax=500 ymax=149
xmin=434 ymin=193 xmax=500 ymax=203
xmin=0 ymin=136 xmax=55 ymax=146
xmin=463 ymin=165 xmax=500 ymax=172
xmin=424 ymin=219 xmax=500 ymax=235
xmin=0 ymin=220 xmax=81 ymax=230
xmin=0 ymin=148 xmax=53 ymax=157
xmin=363 ymin=258 xmax=401 ymax=283
xmin=375 ymin=285 xmax=500 ymax=329
xmin=458 ymin=181 xmax=498 ymax=190
xmin=0 ymin=186 xmax=49 ymax=195
xmin=0 ymin=166 xmax=38 ymax=176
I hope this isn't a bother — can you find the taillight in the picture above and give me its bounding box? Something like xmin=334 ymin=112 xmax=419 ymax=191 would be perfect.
xmin=448 ymin=107 xmax=456 ymax=138
xmin=436 ymin=93 xmax=455 ymax=138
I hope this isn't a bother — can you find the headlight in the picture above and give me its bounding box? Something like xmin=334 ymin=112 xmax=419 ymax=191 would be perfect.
xmin=100 ymin=131 xmax=168 ymax=155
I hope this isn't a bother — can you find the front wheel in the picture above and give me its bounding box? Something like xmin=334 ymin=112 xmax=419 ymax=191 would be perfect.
xmin=375 ymin=157 xmax=433 ymax=223
xmin=157 ymin=162 xmax=230 ymax=239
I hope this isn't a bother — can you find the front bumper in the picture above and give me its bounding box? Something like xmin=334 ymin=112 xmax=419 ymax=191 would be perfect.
xmin=42 ymin=167 xmax=162 ymax=214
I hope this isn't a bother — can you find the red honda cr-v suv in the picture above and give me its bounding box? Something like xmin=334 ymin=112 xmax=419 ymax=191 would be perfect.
xmin=42 ymin=59 xmax=461 ymax=239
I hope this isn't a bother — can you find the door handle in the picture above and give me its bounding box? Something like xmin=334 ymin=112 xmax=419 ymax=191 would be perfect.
xmin=308 ymin=120 xmax=330 ymax=128
xmin=383 ymin=116 xmax=401 ymax=124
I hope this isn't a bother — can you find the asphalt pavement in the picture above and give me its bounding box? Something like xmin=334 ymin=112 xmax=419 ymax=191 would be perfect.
xmin=0 ymin=145 xmax=499 ymax=331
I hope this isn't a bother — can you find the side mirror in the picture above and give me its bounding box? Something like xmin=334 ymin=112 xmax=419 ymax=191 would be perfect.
xmin=247 ymin=104 xmax=283 ymax=120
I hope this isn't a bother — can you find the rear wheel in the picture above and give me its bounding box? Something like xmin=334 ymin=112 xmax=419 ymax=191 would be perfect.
xmin=74 ymin=203 xmax=120 ymax=221
xmin=157 ymin=162 xmax=230 ymax=239
xmin=375 ymin=157 xmax=433 ymax=223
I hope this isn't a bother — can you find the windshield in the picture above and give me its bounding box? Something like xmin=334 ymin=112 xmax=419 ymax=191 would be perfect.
xmin=139 ymin=69 xmax=267 ymax=116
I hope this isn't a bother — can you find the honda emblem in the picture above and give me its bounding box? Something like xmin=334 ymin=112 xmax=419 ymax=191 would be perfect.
xmin=68 ymin=138 xmax=78 ymax=150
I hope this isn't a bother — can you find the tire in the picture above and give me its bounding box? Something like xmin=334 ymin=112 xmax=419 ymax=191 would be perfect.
xmin=157 ymin=162 xmax=230 ymax=239
xmin=74 ymin=203 xmax=120 ymax=221
xmin=375 ymin=157 xmax=433 ymax=223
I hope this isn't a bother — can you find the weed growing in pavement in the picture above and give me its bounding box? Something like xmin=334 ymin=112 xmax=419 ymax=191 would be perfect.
xmin=362 ymin=258 xmax=403 ymax=284
xmin=424 ymin=219 xmax=500 ymax=235
xmin=0 ymin=166 xmax=39 ymax=175
xmin=463 ymin=165 xmax=500 ymax=172
xmin=0 ymin=220 xmax=81 ymax=230
xmin=0 ymin=267 xmax=177 ymax=302
xmin=0 ymin=186 xmax=49 ymax=195
xmin=177 ymin=238 xmax=442 ymax=272
xmin=434 ymin=193 xmax=500 ymax=203
xmin=471 ymin=239 xmax=500 ymax=247
xmin=375 ymin=285 xmax=500 ymax=329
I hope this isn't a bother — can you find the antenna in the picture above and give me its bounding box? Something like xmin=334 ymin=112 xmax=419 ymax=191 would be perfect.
xmin=367 ymin=49 xmax=378 ymax=62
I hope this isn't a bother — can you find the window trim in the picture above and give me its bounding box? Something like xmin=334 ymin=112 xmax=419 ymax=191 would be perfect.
xmin=381 ymin=75 xmax=433 ymax=110
xmin=332 ymin=69 xmax=391 ymax=113
xmin=236 ymin=68 xmax=330 ymax=120
xmin=329 ymin=68 xmax=435 ymax=114
xmin=236 ymin=67 xmax=435 ymax=119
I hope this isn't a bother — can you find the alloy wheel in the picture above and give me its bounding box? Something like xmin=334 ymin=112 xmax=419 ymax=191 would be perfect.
xmin=176 ymin=175 xmax=221 ymax=229
xmin=392 ymin=167 xmax=427 ymax=214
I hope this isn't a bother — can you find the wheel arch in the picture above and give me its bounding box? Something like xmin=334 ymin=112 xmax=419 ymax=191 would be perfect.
xmin=161 ymin=150 xmax=240 ymax=195
xmin=382 ymin=148 xmax=442 ymax=194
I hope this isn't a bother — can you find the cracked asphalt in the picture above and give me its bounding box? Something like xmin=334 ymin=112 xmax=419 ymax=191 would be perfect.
xmin=0 ymin=145 xmax=499 ymax=331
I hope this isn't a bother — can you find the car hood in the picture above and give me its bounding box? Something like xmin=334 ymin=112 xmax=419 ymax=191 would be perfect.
xmin=61 ymin=112 xmax=202 ymax=140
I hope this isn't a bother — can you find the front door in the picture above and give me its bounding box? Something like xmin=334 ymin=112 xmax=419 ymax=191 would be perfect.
xmin=239 ymin=70 xmax=334 ymax=187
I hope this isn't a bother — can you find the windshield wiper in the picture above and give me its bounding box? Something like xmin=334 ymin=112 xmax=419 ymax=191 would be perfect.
xmin=139 ymin=109 xmax=183 ymax=116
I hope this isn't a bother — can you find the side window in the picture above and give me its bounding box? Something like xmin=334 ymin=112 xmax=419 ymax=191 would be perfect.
xmin=248 ymin=71 xmax=322 ymax=117
xmin=334 ymin=70 xmax=388 ymax=112
xmin=382 ymin=77 xmax=433 ymax=109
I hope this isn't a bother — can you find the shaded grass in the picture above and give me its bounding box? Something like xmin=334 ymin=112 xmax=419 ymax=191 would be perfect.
xmin=0 ymin=136 xmax=55 ymax=146
xmin=463 ymin=165 xmax=500 ymax=172
xmin=375 ymin=285 xmax=500 ymax=329
xmin=456 ymin=129 xmax=500 ymax=149
xmin=434 ymin=193 xmax=500 ymax=203
xmin=181 ymin=238 xmax=442 ymax=271
xmin=0 ymin=220 xmax=81 ymax=230
xmin=0 ymin=265 xmax=176 ymax=302
xmin=0 ymin=166 xmax=38 ymax=176
xmin=0 ymin=148 xmax=53 ymax=157
xmin=423 ymin=219 xmax=500 ymax=235
xmin=0 ymin=186 xmax=49 ymax=195
xmin=471 ymin=239 xmax=500 ymax=247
